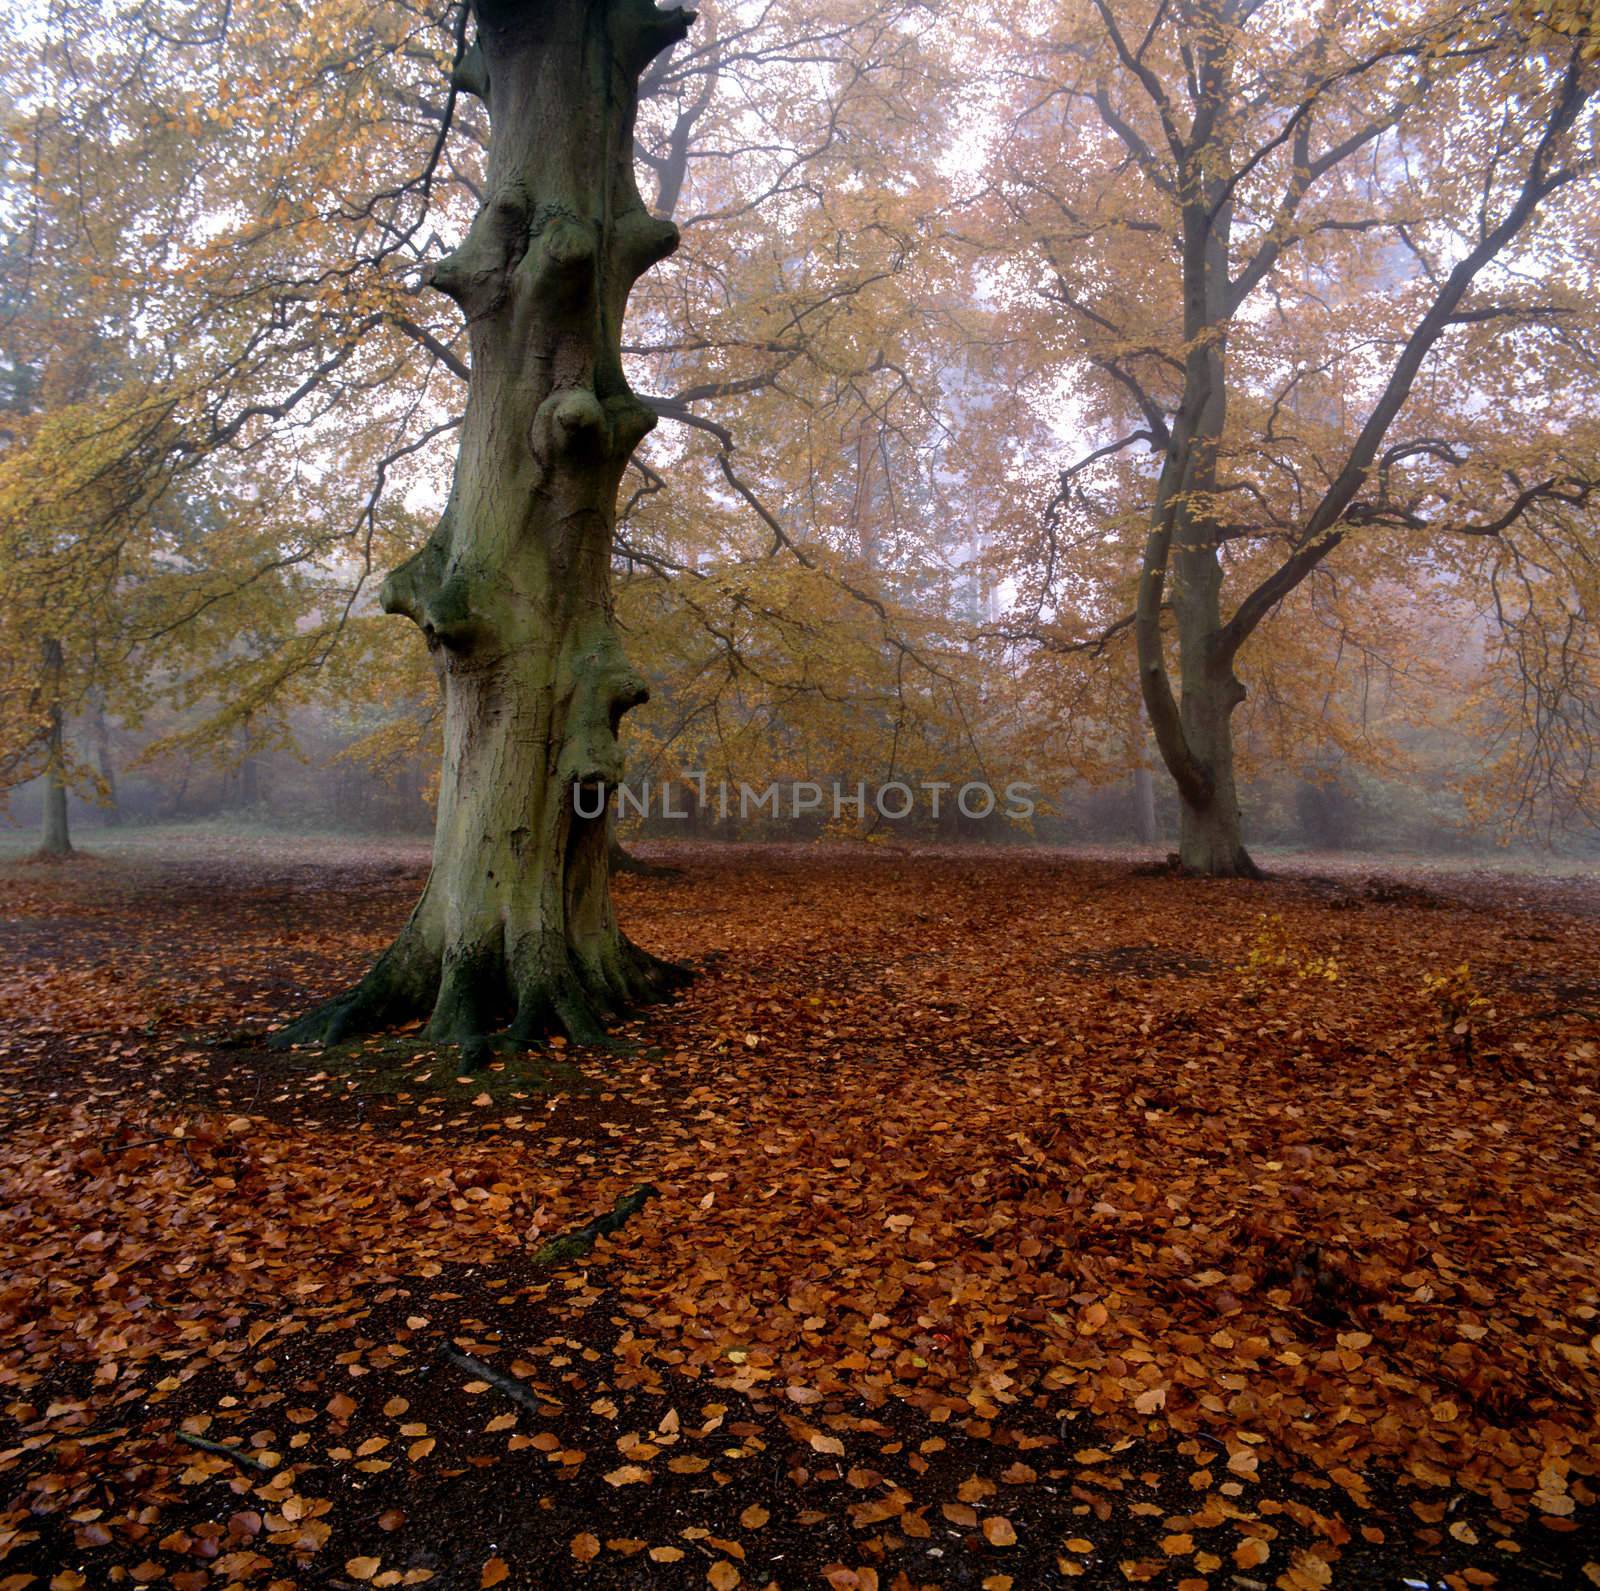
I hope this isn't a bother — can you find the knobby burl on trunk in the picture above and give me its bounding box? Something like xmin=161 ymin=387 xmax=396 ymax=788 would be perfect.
xmin=277 ymin=0 xmax=694 ymax=1056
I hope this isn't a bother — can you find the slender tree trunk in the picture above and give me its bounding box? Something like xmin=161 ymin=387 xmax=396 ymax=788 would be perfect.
xmin=239 ymin=718 xmax=259 ymax=809
xmin=91 ymin=689 xmax=120 ymax=825
xmin=39 ymin=638 xmax=72 ymax=858
xmin=41 ymin=762 xmax=72 ymax=856
xmin=41 ymin=754 xmax=72 ymax=857
xmin=1128 ymin=694 xmax=1157 ymax=845
xmin=1130 ymin=765 xmax=1156 ymax=846
xmin=277 ymin=0 xmax=692 ymax=1055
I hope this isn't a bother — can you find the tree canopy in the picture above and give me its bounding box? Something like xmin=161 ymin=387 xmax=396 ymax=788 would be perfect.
xmin=1 ymin=0 xmax=1597 ymax=861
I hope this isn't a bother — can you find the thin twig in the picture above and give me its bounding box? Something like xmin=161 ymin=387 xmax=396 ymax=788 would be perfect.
xmin=175 ymin=1431 xmax=277 ymax=1474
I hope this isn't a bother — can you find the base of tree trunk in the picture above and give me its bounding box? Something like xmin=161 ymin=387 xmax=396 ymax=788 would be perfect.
xmin=1178 ymin=804 xmax=1264 ymax=879
xmin=271 ymin=931 xmax=688 ymax=1062
xmin=27 ymin=844 xmax=80 ymax=864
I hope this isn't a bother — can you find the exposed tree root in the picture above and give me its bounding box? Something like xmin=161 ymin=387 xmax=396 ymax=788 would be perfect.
xmin=609 ymin=841 xmax=682 ymax=879
xmin=435 ymin=1188 xmax=657 ymax=1412
xmin=1182 ymin=851 xmax=1265 ymax=881
xmin=269 ymin=929 xmax=438 ymax=1049
xmin=271 ymin=931 xmax=688 ymax=1057
xmin=23 ymin=847 xmax=85 ymax=866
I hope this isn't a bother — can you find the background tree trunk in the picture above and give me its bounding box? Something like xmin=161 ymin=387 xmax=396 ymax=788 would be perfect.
xmin=90 ymin=689 xmax=120 ymax=825
xmin=38 ymin=638 xmax=72 ymax=857
xmin=277 ymin=0 xmax=693 ymax=1055
xmin=1171 ymin=535 xmax=1255 ymax=877
xmin=1130 ymin=764 xmax=1156 ymax=846
xmin=1135 ymin=130 xmax=1261 ymax=879
xmin=238 ymin=717 xmax=259 ymax=810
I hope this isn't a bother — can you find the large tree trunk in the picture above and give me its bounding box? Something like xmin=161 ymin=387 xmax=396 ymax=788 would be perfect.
xmin=1173 ymin=665 xmax=1250 ymax=875
xmin=1134 ymin=148 xmax=1261 ymax=878
xmin=1170 ymin=540 xmax=1256 ymax=877
xmin=277 ymin=0 xmax=692 ymax=1055
xmin=41 ymin=755 xmax=72 ymax=858
xmin=38 ymin=638 xmax=73 ymax=858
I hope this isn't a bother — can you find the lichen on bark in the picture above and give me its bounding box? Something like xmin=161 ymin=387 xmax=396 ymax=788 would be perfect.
xmin=276 ymin=0 xmax=694 ymax=1055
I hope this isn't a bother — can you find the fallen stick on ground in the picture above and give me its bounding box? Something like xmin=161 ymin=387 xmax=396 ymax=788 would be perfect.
xmin=175 ymin=1431 xmax=277 ymax=1473
xmin=435 ymin=1185 xmax=659 ymax=1411
xmin=530 ymin=1183 xmax=657 ymax=1266
xmin=436 ymin=1345 xmax=549 ymax=1413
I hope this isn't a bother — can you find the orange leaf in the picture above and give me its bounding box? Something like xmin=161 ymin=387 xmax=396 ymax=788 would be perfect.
xmin=1234 ymin=1538 xmax=1269 ymax=1569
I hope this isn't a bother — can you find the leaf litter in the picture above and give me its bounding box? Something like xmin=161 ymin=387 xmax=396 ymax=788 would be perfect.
xmin=0 ymin=842 xmax=1596 ymax=1588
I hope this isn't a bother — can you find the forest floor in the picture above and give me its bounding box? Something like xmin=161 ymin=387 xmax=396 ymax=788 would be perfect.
xmin=0 ymin=837 xmax=1596 ymax=1591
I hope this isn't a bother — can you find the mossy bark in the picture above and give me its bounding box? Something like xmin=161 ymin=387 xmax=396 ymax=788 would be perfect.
xmin=277 ymin=0 xmax=693 ymax=1053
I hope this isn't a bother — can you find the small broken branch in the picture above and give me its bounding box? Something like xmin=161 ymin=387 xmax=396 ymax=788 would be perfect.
xmin=531 ymin=1183 xmax=657 ymax=1266
xmin=175 ymin=1431 xmax=277 ymax=1474
xmin=437 ymin=1345 xmax=548 ymax=1414
xmin=434 ymin=1187 xmax=659 ymax=1412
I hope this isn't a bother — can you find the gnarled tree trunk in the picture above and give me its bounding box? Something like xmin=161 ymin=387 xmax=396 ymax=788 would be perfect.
xmin=277 ymin=0 xmax=693 ymax=1055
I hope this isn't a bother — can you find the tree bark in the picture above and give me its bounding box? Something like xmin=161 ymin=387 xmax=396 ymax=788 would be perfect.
xmin=238 ymin=717 xmax=259 ymax=810
xmin=1118 ymin=20 xmax=1591 ymax=878
xmin=277 ymin=0 xmax=693 ymax=1054
xmin=1168 ymin=507 xmax=1257 ymax=877
xmin=40 ymin=753 xmax=72 ymax=858
xmin=1131 ymin=34 xmax=1261 ymax=880
xmin=1130 ymin=764 xmax=1156 ymax=846
xmin=90 ymin=689 xmax=120 ymax=825
xmin=38 ymin=638 xmax=73 ymax=858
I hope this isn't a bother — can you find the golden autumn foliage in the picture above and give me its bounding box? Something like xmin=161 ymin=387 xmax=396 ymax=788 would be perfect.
xmin=3 ymin=0 xmax=1598 ymax=854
